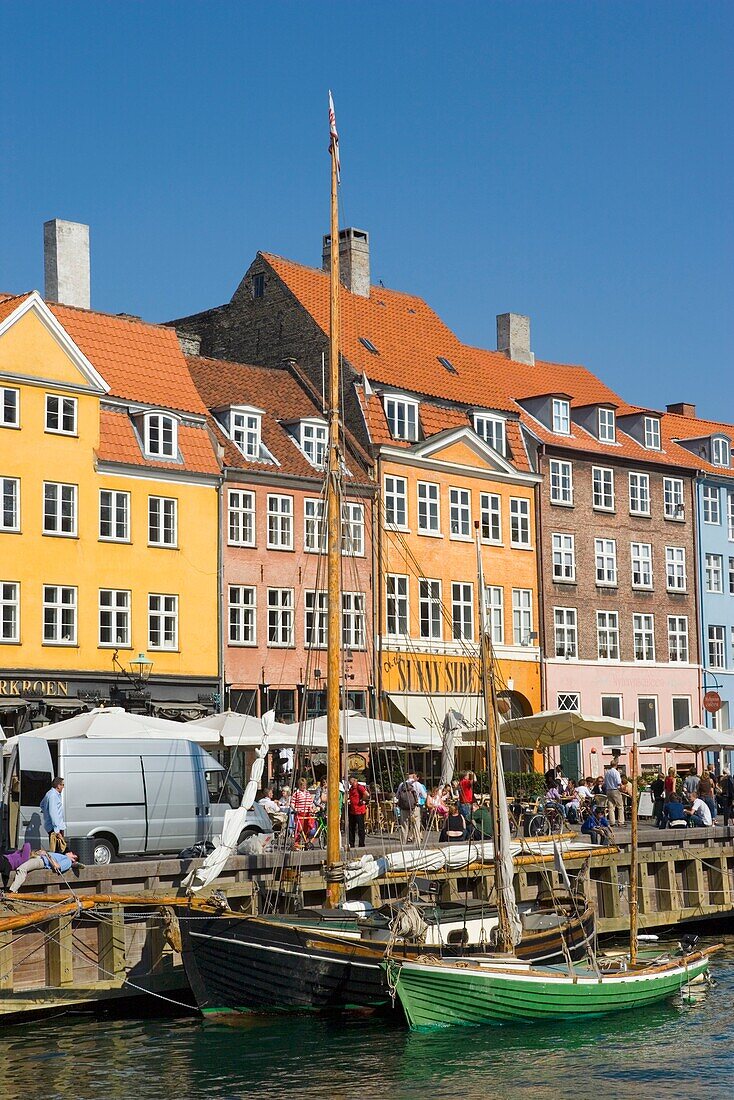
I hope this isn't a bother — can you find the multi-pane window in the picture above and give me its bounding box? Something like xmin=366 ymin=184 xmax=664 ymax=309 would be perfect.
xmin=45 ymin=394 xmax=77 ymax=435
xmin=0 ymin=581 xmax=19 ymax=642
xmin=484 ymin=586 xmax=504 ymax=644
xmin=631 ymin=542 xmax=653 ymax=588
xmin=228 ymin=586 xmax=256 ymax=645
xmin=231 ymin=410 xmax=261 ymax=459
xmin=480 ymin=493 xmax=501 ymax=543
xmin=552 ymin=533 xmax=576 ymax=582
xmin=666 ymin=547 xmax=687 ymax=591
xmin=301 ymin=421 xmax=328 ymax=467
xmin=267 ymin=588 xmax=294 ymax=647
xmin=712 ymin=436 xmax=731 ymax=467
xmin=99 ymin=489 xmax=129 ymax=541
xmin=510 ymin=498 xmax=531 ymax=546
xmin=342 ymin=592 xmax=366 ymax=649
xmin=663 ymin=477 xmax=684 ymax=519
xmin=228 ymin=489 xmax=256 ymax=547
xmin=512 ymin=588 xmax=533 ymax=645
xmin=148 ymin=594 xmax=178 ymax=650
xmin=729 ymin=558 xmax=734 ymax=596
xmin=637 ymin=697 xmax=659 ymax=740
xmin=419 ymin=579 xmax=442 ymax=640
xmin=557 ymin=692 xmax=580 ymax=712
xmin=672 ymin=696 xmax=691 ymax=730
xmin=633 ymin=614 xmax=655 ymax=661
xmin=386 ymin=574 xmax=409 ymax=635
xmin=549 ymin=460 xmax=573 ymax=505
xmin=592 ymin=467 xmax=614 ymax=511
xmin=304 ymin=498 xmax=326 ymax=553
xmin=417 ymin=482 xmax=441 ymax=534
xmin=267 ymin=494 xmax=293 ymax=549
xmin=148 ymin=496 xmax=177 ymax=547
xmin=341 ymin=502 xmax=364 ymax=556
xmin=703 ymin=485 xmax=720 ymax=524
xmin=43 ymin=585 xmax=77 ymax=644
xmin=551 ymin=398 xmax=570 ymax=434
xmin=305 ymin=590 xmax=329 ymax=648
xmin=43 ymin=482 xmax=77 ymax=536
xmin=708 ymin=625 xmax=726 ymax=670
xmin=554 ymin=607 xmax=577 ymax=658
xmin=1 ymin=478 xmax=19 ymax=532
xmin=668 ymin=616 xmax=689 ymax=663
xmin=598 ymin=408 xmax=616 ymax=442
xmin=705 ymin=553 xmax=723 ymax=593
xmin=0 ymin=388 xmax=19 ymax=428
xmin=597 ymin=611 xmax=620 ymax=660
xmin=629 ymin=472 xmax=650 ymax=515
xmin=728 ymin=492 xmax=734 ymax=540
xmin=144 ymin=413 xmax=177 ymax=459
xmin=451 ymin=582 xmax=474 ymax=641
xmin=601 ymin=695 xmax=623 ymax=746
xmin=643 ymin=416 xmax=661 ymax=450
xmin=383 ymin=395 xmax=418 ymax=442
xmin=595 ymin=538 xmax=617 ymax=586
xmin=449 ymin=488 xmax=471 ymax=539
xmin=99 ymin=589 xmax=130 ymax=647
xmin=384 ymin=475 xmax=408 ymax=528
xmin=473 ymin=414 xmax=506 ymax=455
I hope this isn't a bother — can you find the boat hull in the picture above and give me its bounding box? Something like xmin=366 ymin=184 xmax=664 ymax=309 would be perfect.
xmin=180 ymin=905 xmax=595 ymax=1016
xmin=386 ymin=951 xmax=714 ymax=1031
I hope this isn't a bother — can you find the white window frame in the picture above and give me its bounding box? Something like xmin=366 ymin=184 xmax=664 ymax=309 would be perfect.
xmin=0 ymin=387 xmax=19 ymax=428
xmin=228 ymin=586 xmax=257 ymax=646
xmin=666 ymin=546 xmax=687 ymax=592
xmin=512 ymin=588 xmax=533 ymax=645
xmin=668 ymin=616 xmax=689 ymax=663
xmin=148 ymin=593 xmax=178 ymax=650
xmin=383 ymin=475 xmax=408 ymax=529
xmin=592 ymin=466 xmax=614 ymax=512
xmin=509 ymin=497 xmax=531 ymax=548
xmin=637 ymin=696 xmax=659 ymax=740
xmin=230 ymin=407 xmax=262 ymax=460
xmin=419 ymin=578 xmax=443 ymax=641
xmin=267 ymin=494 xmax=294 ymax=550
xmin=449 ymin=487 xmax=472 ymax=540
xmin=633 ymin=613 xmax=655 ymax=662
xmin=551 ymin=398 xmax=571 ymax=435
xmin=631 ymin=542 xmax=653 ymax=589
xmin=672 ymin=695 xmax=692 ymax=731
xmin=705 ymin=552 xmax=724 ymax=593
xmin=663 ymin=477 xmax=684 ymax=520
xmin=43 ymin=585 xmax=77 ymax=645
xmin=596 ymin=611 xmax=620 ymax=661
xmin=305 ymin=590 xmax=329 ymax=649
xmin=594 ymin=538 xmax=617 ymax=586
xmin=729 ymin=557 xmax=734 ymax=596
xmin=601 ymin=694 xmax=623 ymax=746
xmin=557 ymin=692 xmax=580 ymax=713
xmin=552 ymin=532 xmax=576 ymax=582
xmin=144 ymin=413 xmax=177 ymax=460
xmin=342 ymin=592 xmax=366 ymax=650
xmin=99 ymin=489 xmax=130 ymax=542
xmin=267 ymin=588 xmax=294 ymax=647
xmin=386 ymin=574 xmax=409 ymax=637
xmin=98 ymin=589 xmax=131 ymax=647
xmin=703 ymin=485 xmax=721 ymax=525
xmin=712 ymin=436 xmax=731 ymax=468
xmin=0 ymin=581 xmax=19 ymax=643
xmin=708 ymin=625 xmax=726 ymax=670
xmin=451 ymin=581 xmax=474 ymax=641
xmin=479 ymin=493 xmax=501 ymax=544
xmin=383 ymin=394 xmax=419 ymax=442
xmin=45 ymin=393 xmax=77 ymax=436
xmin=148 ymin=496 xmax=178 ymax=548
xmin=341 ymin=502 xmax=365 ymax=556
xmin=304 ymin=497 xmax=326 ymax=553
xmin=549 ymin=459 xmax=573 ymax=505
xmin=484 ymin=585 xmax=504 ymax=645
xmin=553 ymin=606 xmax=577 ymax=658
xmin=43 ymin=482 xmax=77 ymax=537
xmin=228 ymin=489 xmax=256 ymax=547
xmin=1 ymin=477 xmax=20 ymax=533
xmin=300 ymin=419 xmax=328 ymax=468
xmin=643 ymin=416 xmax=661 ymax=450
xmin=473 ymin=413 xmax=506 ymax=455
xmin=417 ymin=481 xmax=441 ymax=536
xmin=629 ymin=472 xmax=651 ymax=516
xmin=598 ymin=407 xmax=616 ymax=443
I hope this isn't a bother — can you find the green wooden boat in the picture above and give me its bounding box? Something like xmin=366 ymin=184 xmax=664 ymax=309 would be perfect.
xmin=384 ymin=945 xmax=720 ymax=1031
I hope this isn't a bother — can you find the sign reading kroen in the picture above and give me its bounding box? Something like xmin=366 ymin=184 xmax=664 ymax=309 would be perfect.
xmin=0 ymin=680 xmax=69 ymax=698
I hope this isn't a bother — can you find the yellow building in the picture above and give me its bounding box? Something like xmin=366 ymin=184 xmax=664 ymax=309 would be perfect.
xmin=0 ymin=291 xmax=220 ymax=732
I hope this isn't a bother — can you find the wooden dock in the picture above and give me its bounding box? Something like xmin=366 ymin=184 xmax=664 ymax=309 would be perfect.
xmin=2 ymin=825 xmax=733 ymax=1020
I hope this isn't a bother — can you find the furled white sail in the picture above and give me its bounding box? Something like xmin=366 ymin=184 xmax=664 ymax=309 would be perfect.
xmin=183 ymin=711 xmax=274 ymax=893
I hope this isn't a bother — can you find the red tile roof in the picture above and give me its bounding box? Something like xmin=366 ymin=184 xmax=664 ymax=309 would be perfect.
xmin=96 ymin=407 xmax=219 ymax=476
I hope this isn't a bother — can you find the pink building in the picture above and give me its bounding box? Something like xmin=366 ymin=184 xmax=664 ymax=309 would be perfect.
xmin=187 ymin=355 xmax=374 ymax=723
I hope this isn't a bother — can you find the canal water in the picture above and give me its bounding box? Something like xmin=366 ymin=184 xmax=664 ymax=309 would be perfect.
xmin=3 ymin=941 xmax=733 ymax=1100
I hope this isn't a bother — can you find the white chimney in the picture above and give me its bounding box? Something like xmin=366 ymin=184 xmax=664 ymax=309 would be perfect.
xmin=44 ymin=219 xmax=90 ymax=309
xmin=497 ymin=312 xmax=534 ymax=365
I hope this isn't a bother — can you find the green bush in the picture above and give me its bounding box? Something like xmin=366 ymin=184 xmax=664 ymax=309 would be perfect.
xmin=474 ymin=771 xmax=547 ymax=798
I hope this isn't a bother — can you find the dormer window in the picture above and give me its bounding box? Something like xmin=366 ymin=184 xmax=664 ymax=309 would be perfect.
xmin=598 ymin=408 xmax=616 ymax=443
xmin=552 ymin=398 xmax=570 ymax=435
xmin=384 ymin=394 xmax=419 ymax=442
xmin=144 ymin=413 xmax=177 ymax=459
xmin=474 ymin=413 xmax=506 ymax=456
xmin=712 ymin=436 xmax=731 ymax=468
xmin=231 ymin=407 xmax=262 ymax=460
xmin=644 ymin=416 xmax=661 ymax=450
xmin=300 ymin=420 xmax=328 ymax=468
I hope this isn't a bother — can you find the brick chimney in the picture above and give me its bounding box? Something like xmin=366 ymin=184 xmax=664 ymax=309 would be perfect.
xmin=44 ymin=219 xmax=90 ymax=309
xmin=322 ymin=227 xmax=370 ymax=298
xmin=497 ymin=313 xmax=534 ymax=365
xmin=666 ymin=402 xmax=696 ymax=418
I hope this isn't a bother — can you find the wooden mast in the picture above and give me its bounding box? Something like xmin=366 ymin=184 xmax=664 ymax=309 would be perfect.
xmin=629 ymin=739 xmax=639 ymax=965
xmin=325 ymin=94 xmax=342 ymax=908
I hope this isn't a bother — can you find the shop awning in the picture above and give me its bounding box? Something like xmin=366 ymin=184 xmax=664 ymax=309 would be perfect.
xmin=43 ymin=698 xmax=90 ymax=712
xmin=151 ymin=701 xmax=210 ymax=721
xmin=386 ymin=693 xmax=486 ymax=739
xmin=0 ymin=698 xmax=30 ymax=711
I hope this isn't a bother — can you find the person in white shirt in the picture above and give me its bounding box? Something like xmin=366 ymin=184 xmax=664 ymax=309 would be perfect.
xmin=686 ymin=796 xmax=712 ymax=828
xmin=258 ymin=788 xmax=280 ymax=814
xmin=603 ymin=765 xmax=625 ymax=825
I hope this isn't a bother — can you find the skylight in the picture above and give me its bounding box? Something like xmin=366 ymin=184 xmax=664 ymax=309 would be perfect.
xmin=359 ymin=337 xmax=379 ymax=355
xmin=437 ymin=356 xmax=458 ymax=375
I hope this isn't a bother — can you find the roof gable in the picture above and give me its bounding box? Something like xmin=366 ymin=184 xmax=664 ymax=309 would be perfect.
xmin=0 ymin=291 xmax=108 ymax=393
xmin=408 ymin=426 xmax=521 ymax=476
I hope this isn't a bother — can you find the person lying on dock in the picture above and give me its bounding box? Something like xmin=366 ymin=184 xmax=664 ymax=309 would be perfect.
xmin=7 ymin=849 xmax=79 ymax=892
xmin=0 ymin=842 xmax=32 ymax=888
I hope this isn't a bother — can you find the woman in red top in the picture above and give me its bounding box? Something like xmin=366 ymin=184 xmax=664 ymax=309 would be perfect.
xmin=290 ymin=778 xmax=316 ymax=848
xmin=347 ymin=776 xmax=370 ymax=848
xmin=664 ymin=767 xmax=677 ymax=796
xmin=458 ymin=771 xmax=476 ymax=826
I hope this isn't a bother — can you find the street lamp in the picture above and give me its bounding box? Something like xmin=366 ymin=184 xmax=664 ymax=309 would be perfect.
xmin=130 ymin=652 xmax=154 ymax=685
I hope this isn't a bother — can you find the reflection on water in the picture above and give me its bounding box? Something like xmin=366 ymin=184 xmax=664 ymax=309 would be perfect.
xmin=2 ymin=942 xmax=733 ymax=1100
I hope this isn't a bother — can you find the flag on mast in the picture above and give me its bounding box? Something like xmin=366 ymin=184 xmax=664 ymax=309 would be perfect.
xmin=328 ymin=90 xmax=340 ymax=182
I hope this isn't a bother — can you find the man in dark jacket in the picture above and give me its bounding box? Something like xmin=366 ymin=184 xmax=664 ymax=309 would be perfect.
xmin=650 ymin=772 xmax=666 ymax=827
xmin=720 ymin=770 xmax=734 ymax=826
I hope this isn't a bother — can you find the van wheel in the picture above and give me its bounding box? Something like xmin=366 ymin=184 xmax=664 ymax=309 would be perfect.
xmin=92 ymin=838 xmax=116 ymax=865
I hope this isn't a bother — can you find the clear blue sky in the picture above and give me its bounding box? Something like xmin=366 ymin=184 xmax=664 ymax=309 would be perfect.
xmin=2 ymin=1 xmax=732 ymax=419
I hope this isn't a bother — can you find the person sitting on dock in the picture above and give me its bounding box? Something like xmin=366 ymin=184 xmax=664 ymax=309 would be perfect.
xmin=685 ymin=795 xmax=712 ymax=829
xmin=580 ymin=805 xmax=613 ymax=845
xmin=8 ymin=848 xmax=79 ymax=892
xmin=258 ymin=788 xmax=280 ymax=814
xmin=470 ymin=799 xmax=493 ymax=839
xmin=439 ymin=801 xmax=468 ymax=843
xmin=660 ymin=792 xmax=687 ymax=829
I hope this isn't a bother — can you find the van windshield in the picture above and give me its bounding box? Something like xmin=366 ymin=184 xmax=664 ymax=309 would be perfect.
xmin=206 ymin=771 xmax=243 ymax=808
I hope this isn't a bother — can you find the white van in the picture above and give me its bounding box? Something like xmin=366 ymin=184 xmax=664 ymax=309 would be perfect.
xmin=1 ymin=735 xmax=272 ymax=865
